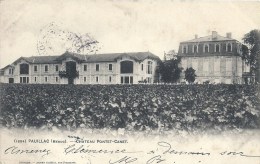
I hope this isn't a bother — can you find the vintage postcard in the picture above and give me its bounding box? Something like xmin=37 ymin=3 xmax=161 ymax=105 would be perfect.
xmin=0 ymin=0 xmax=260 ymax=164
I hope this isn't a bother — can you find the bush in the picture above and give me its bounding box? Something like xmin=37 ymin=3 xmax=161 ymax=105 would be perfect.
xmin=0 ymin=84 xmax=259 ymax=132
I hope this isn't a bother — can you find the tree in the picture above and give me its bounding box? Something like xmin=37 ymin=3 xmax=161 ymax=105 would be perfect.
xmin=184 ymin=67 xmax=196 ymax=83
xmin=242 ymin=29 xmax=260 ymax=83
xmin=159 ymin=57 xmax=182 ymax=83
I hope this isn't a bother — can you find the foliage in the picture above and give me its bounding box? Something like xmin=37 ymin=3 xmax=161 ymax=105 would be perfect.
xmin=184 ymin=67 xmax=196 ymax=83
xmin=242 ymin=29 xmax=260 ymax=82
xmin=59 ymin=70 xmax=79 ymax=79
xmin=0 ymin=84 xmax=259 ymax=133
xmin=159 ymin=57 xmax=182 ymax=83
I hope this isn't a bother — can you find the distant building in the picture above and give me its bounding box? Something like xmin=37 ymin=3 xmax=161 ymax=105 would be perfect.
xmin=0 ymin=51 xmax=160 ymax=84
xmin=177 ymin=31 xmax=249 ymax=84
xmin=164 ymin=50 xmax=177 ymax=61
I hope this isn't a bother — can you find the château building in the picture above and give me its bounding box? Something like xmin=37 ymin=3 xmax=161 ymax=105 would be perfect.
xmin=178 ymin=31 xmax=248 ymax=84
xmin=0 ymin=51 xmax=160 ymax=84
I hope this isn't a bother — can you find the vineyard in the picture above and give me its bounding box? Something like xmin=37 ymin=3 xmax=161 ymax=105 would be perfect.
xmin=0 ymin=84 xmax=259 ymax=134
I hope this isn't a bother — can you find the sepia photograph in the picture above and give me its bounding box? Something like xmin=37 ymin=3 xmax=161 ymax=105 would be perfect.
xmin=0 ymin=0 xmax=260 ymax=163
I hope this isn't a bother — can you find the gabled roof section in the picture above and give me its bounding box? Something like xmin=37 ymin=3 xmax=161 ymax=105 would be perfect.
xmin=13 ymin=56 xmax=60 ymax=64
xmin=86 ymin=52 xmax=160 ymax=62
xmin=181 ymin=34 xmax=236 ymax=43
xmin=25 ymin=56 xmax=60 ymax=64
xmin=0 ymin=64 xmax=15 ymax=74
xmin=55 ymin=51 xmax=87 ymax=62
xmin=1 ymin=64 xmax=14 ymax=70
xmin=0 ymin=69 xmax=4 ymax=76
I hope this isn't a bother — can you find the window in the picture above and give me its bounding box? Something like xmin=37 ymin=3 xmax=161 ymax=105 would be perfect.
xmin=96 ymin=76 xmax=99 ymax=82
xmin=203 ymin=59 xmax=209 ymax=73
xmin=84 ymin=65 xmax=87 ymax=71
xmin=34 ymin=65 xmax=38 ymax=72
xmin=147 ymin=61 xmax=153 ymax=74
xmin=193 ymin=45 xmax=198 ymax=53
xmin=55 ymin=65 xmax=59 ymax=72
xmin=182 ymin=45 xmax=188 ymax=54
xmin=96 ymin=64 xmax=99 ymax=71
xmin=227 ymin=43 xmax=232 ymax=52
xmin=9 ymin=78 xmax=14 ymax=83
xmin=45 ymin=76 xmax=48 ymax=82
xmin=9 ymin=68 xmax=13 ymax=75
xmin=214 ymin=58 xmax=220 ymax=72
xmin=215 ymin=44 xmax=220 ymax=52
xmin=84 ymin=77 xmax=86 ymax=82
xmin=182 ymin=59 xmax=187 ymax=69
xmin=20 ymin=77 xmax=29 ymax=83
xmin=204 ymin=44 xmax=209 ymax=53
xmin=147 ymin=77 xmax=153 ymax=83
xmin=121 ymin=76 xmax=133 ymax=84
xmin=109 ymin=76 xmax=112 ymax=82
xmin=55 ymin=77 xmax=59 ymax=82
xmin=125 ymin=76 xmax=129 ymax=83
xmin=34 ymin=77 xmax=37 ymax=82
xmin=237 ymin=43 xmax=242 ymax=54
xmin=141 ymin=64 xmax=144 ymax=71
xmin=20 ymin=64 xmax=29 ymax=74
xmin=226 ymin=58 xmax=232 ymax=72
xmin=120 ymin=61 xmax=133 ymax=74
xmin=45 ymin=65 xmax=49 ymax=72
xmin=109 ymin=64 xmax=113 ymax=71
xmin=192 ymin=59 xmax=198 ymax=72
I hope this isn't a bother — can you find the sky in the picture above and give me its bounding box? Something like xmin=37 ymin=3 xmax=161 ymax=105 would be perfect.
xmin=0 ymin=0 xmax=260 ymax=68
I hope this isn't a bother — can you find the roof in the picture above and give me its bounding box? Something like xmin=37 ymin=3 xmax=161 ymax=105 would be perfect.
xmin=12 ymin=56 xmax=60 ymax=65
xmin=178 ymin=53 xmax=240 ymax=57
xmin=25 ymin=56 xmax=60 ymax=64
xmin=2 ymin=51 xmax=160 ymax=69
xmin=181 ymin=34 xmax=236 ymax=43
xmin=86 ymin=52 xmax=160 ymax=62
xmin=0 ymin=69 xmax=4 ymax=76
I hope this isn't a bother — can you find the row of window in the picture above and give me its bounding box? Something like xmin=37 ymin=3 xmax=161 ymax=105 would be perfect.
xmin=34 ymin=65 xmax=59 ymax=72
xmin=83 ymin=64 xmax=113 ymax=72
xmin=20 ymin=76 xmax=60 ymax=83
xmin=14 ymin=61 xmax=153 ymax=75
xmin=18 ymin=64 xmax=59 ymax=74
xmin=76 ymin=62 xmax=153 ymax=74
xmin=182 ymin=43 xmax=233 ymax=54
xmin=182 ymin=58 xmax=234 ymax=73
xmin=18 ymin=76 xmax=153 ymax=84
xmin=83 ymin=76 xmax=135 ymax=84
xmin=83 ymin=76 xmax=113 ymax=83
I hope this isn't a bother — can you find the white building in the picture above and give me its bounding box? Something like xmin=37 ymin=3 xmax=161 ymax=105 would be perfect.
xmin=178 ymin=31 xmax=249 ymax=84
xmin=0 ymin=51 xmax=161 ymax=84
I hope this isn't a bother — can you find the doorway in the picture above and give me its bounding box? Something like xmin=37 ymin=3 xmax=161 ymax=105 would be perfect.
xmin=66 ymin=61 xmax=77 ymax=84
xmin=9 ymin=78 xmax=14 ymax=83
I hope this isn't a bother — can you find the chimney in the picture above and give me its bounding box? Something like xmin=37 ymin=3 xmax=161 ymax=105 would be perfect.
xmin=195 ymin=34 xmax=198 ymax=39
xmin=212 ymin=31 xmax=217 ymax=39
xmin=226 ymin=32 xmax=232 ymax=39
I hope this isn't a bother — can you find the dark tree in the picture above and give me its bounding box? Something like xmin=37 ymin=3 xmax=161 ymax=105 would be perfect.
xmin=184 ymin=67 xmax=196 ymax=83
xmin=159 ymin=57 xmax=182 ymax=83
xmin=242 ymin=29 xmax=260 ymax=83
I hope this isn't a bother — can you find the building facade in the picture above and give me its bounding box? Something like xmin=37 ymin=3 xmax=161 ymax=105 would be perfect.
xmin=178 ymin=31 xmax=248 ymax=84
xmin=0 ymin=52 xmax=160 ymax=84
